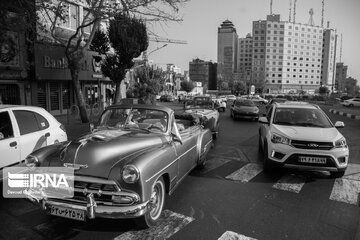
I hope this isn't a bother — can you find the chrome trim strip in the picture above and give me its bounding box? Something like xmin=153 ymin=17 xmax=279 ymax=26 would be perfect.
xmin=145 ymin=145 xmax=197 ymax=183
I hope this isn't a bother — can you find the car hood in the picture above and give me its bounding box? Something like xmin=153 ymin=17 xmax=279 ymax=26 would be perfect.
xmin=46 ymin=129 xmax=166 ymax=178
xmin=272 ymin=124 xmax=342 ymax=142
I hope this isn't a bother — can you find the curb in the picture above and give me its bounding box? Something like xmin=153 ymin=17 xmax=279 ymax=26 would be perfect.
xmin=329 ymin=109 xmax=360 ymax=120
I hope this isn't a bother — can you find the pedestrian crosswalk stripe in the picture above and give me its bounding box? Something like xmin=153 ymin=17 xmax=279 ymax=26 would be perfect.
xmin=272 ymin=174 xmax=306 ymax=193
xmin=113 ymin=210 xmax=194 ymax=240
xmin=343 ymin=163 xmax=360 ymax=181
xmin=218 ymin=231 xmax=257 ymax=240
xmin=329 ymin=178 xmax=360 ymax=205
xmin=225 ymin=163 xmax=263 ymax=182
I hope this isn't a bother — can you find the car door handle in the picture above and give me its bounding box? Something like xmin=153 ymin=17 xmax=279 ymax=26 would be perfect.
xmin=45 ymin=132 xmax=50 ymax=138
xmin=9 ymin=141 xmax=17 ymax=147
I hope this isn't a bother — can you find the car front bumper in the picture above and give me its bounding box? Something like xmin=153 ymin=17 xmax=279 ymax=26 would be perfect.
xmin=267 ymin=143 xmax=349 ymax=172
xmin=26 ymin=193 xmax=151 ymax=220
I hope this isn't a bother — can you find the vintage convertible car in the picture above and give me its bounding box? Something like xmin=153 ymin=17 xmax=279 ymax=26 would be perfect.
xmin=24 ymin=104 xmax=213 ymax=227
xmin=177 ymin=96 xmax=220 ymax=139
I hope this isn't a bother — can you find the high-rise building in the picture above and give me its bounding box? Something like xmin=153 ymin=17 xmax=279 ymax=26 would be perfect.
xmin=322 ymin=28 xmax=337 ymax=91
xmin=217 ymin=20 xmax=238 ymax=86
xmin=335 ymin=62 xmax=348 ymax=92
xmin=237 ymin=33 xmax=253 ymax=88
xmin=252 ymin=14 xmax=324 ymax=94
xmin=189 ymin=58 xmax=217 ymax=90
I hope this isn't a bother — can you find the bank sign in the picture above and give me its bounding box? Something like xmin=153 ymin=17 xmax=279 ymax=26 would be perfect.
xmin=34 ymin=43 xmax=106 ymax=81
xmin=2 ymin=167 xmax=74 ymax=199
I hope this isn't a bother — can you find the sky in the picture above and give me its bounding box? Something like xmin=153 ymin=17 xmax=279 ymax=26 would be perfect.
xmin=146 ymin=0 xmax=360 ymax=82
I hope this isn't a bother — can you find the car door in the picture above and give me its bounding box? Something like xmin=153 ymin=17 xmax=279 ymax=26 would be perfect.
xmin=260 ymin=105 xmax=274 ymax=144
xmin=0 ymin=110 xmax=21 ymax=168
xmin=12 ymin=110 xmax=48 ymax=161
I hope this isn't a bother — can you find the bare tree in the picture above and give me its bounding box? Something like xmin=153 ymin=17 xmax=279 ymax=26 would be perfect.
xmin=22 ymin=0 xmax=188 ymax=123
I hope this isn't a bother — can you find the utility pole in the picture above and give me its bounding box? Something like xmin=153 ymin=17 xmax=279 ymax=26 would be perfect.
xmin=289 ymin=0 xmax=292 ymax=22
xmin=321 ymin=0 xmax=325 ymax=28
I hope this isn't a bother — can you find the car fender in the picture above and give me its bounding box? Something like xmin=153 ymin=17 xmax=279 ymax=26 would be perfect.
xmin=196 ymin=128 xmax=212 ymax=164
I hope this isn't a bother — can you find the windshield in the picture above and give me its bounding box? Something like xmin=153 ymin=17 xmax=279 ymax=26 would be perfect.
xmin=235 ymin=100 xmax=255 ymax=107
xmin=273 ymin=107 xmax=333 ymax=128
xmin=98 ymin=108 xmax=168 ymax=133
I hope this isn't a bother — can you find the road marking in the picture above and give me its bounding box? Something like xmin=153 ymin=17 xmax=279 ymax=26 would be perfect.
xmin=114 ymin=210 xmax=194 ymax=240
xmin=330 ymin=178 xmax=360 ymax=205
xmin=201 ymin=157 xmax=231 ymax=174
xmin=272 ymin=174 xmax=306 ymax=193
xmin=218 ymin=231 xmax=257 ymax=240
xmin=329 ymin=164 xmax=360 ymax=205
xmin=225 ymin=163 xmax=263 ymax=182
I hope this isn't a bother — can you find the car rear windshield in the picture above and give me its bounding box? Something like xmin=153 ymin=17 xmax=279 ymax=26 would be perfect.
xmin=235 ymin=100 xmax=255 ymax=107
xmin=273 ymin=107 xmax=333 ymax=128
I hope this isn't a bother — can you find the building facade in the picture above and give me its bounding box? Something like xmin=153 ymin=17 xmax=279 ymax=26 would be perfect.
xmin=217 ymin=20 xmax=238 ymax=86
xmin=237 ymin=33 xmax=253 ymax=90
xmin=335 ymin=62 xmax=348 ymax=92
xmin=321 ymin=28 xmax=337 ymax=91
xmin=189 ymin=58 xmax=217 ymax=90
xmin=252 ymin=14 xmax=324 ymax=94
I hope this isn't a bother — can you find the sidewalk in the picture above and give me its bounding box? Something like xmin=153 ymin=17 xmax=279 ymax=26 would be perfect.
xmin=55 ymin=114 xmax=91 ymax=140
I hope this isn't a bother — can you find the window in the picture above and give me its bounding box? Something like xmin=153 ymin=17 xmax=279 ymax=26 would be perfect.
xmin=60 ymin=3 xmax=79 ymax=30
xmin=13 ymin=110 xmax=48 ymax=135
xmin=0 ymin=111 xmax=14 ymax=139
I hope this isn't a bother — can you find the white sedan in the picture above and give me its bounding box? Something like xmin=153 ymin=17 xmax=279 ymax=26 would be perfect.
xmin=342 ymin=98 xmax=360 ymax=107
xmin=0 ymin=105 xmax=68 ymax=169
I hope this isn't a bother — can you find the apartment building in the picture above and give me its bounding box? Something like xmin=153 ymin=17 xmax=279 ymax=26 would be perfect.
xmin=335 ymin=62 xmax=348 ymax=92
xmin=321 ymin=28 xmax=337 ymax=90
xmin=237 ymin=34 xmax=253 ymax=88
xmin=252 ymin=14 xmax=324 ymax=94
xmin=189 ymin=58 xmax=217 ymax=90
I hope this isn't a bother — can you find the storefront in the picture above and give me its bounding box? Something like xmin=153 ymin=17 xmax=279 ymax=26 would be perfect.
xmin=34 ymin=43 xmax=111 ymax=115
xmin=0 ymin=30 xmax=29 ymax=105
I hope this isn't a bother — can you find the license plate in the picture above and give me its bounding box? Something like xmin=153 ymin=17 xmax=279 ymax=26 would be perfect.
xmin=299 ymin=156 xmax=326 ymax=164
xmin=49 ymin=205 xmax=86 ymax=221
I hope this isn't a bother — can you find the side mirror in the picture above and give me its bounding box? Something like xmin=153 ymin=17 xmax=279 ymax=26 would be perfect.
xmin=334 ymin=121 xmax=345 ymax=128
xmin=171 ymin=133 xmax=183 ymax=144
xmin=258 ymin=117 xmax=269 ymax=124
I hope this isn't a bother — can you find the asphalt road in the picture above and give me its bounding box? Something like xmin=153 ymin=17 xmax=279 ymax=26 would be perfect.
xmin=1 ymin=102 xmax=360 ymax=240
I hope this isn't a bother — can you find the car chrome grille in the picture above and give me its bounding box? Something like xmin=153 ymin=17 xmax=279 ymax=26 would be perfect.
xmin=291 ymin=140 xmax=333 ymax=150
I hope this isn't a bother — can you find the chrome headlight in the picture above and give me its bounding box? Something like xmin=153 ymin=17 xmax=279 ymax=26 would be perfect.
xmin=25 ymin=155 xmax=39 ymax=167
xmin=271 ymin=133 xmax=291 ymax=145
xmin=122 ymin=165 xmax=140 ymax=184
xmin=335 ymin=137 xmax=348 ymax=148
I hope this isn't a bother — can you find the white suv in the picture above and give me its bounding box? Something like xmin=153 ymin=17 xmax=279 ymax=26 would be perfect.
xmin=258 ymin=102 xmax=348 ymax=178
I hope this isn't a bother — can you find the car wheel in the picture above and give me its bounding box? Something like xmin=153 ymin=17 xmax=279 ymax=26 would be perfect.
xmin=197 ymin=154 xmax=207 ymax=169
xmin=263 ymin=142 xmax=275 ymax=172
xmin=222 ymin=107 xmax=225 ymax=112
xmin=349 ymin=104 xmax=354 ymax=107
xmin=258 ymin=134 xmax=262 ymax=153
xmin=330 ymin=170 xmax=345 ymax=178
xmin=136 ymin=177 xmax=165 ymax=228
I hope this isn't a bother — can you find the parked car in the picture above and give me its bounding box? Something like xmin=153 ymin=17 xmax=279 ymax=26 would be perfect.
xmin=0 ymin=105 xmax=67 ymax=169
xmin=155 ymin=95 xmax=161 ymax=101
xmin=230 ymin=99 xmax=259 ymax=121
xmin=159 ymin=95 xmax=175 ymax=102
xmin=179 ymin=96 xmax=220 ymax=139
xmin=212 ymin=98 xmax=227 ymax=112
xmin=226 ymin=95 xmax=237 ymax=102
xmin=24 ymin=104 xmax=213 ymax=227
xmin=258 ymin=102 xmax=348 ymax=177
xmin=219 ymin=95 xmax=227 ymax=103
xmin=341 ymin=98 xmax=360 ymax=107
